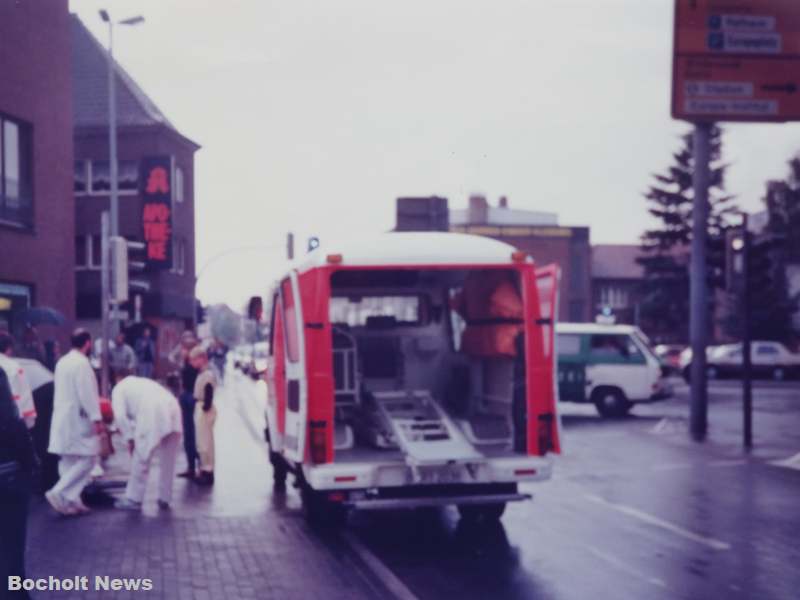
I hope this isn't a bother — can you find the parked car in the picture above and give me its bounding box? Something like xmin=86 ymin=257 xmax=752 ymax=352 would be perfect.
xmin=557 ymin=323 xmax=671 ymax=417
xmin=654 ymin=344 xmax=685 ymax=376
xmin=681 ymin=341 xmax=800 ymax=381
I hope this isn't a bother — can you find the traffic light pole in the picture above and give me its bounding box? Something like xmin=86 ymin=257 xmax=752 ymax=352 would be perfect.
xmin=741 ymin=213 xmax=753 ymax=449
xmin=689 ymin=122 xmax=711 ymax=440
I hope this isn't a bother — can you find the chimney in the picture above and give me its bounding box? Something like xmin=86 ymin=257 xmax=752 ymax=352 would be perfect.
xmin=468 ymin=194 xmax=488 ymax=224
xmin=498 ymin=196 xmax=508 ymax=209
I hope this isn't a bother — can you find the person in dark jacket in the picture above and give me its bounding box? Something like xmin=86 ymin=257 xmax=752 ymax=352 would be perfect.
xmin=169 ymin=331 xmax=199 ymax=478
xmin=0 ymin=368 xmax=35 ymax=599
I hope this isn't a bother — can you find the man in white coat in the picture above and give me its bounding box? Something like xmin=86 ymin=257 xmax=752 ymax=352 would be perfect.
xmin=112 ymin=372 xmax=182 ymax=511
xmin=46 ymin=329 xmax=104 ymax=515
xmin=0 ymin=332 xmax=36 ymax=429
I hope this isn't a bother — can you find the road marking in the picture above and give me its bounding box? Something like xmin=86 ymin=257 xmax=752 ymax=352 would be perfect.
xmin=706 ymin=459 xmax=747 ymax=468
xmin=342 ymin=532 xmax=420 ymax=600
xmin=769 ymin=452 xmax=800 ymax=471
xmin=585 ymin=546 xmax=667 ymax=589
xmin=584 ymin=494 xmax=731 ymax=551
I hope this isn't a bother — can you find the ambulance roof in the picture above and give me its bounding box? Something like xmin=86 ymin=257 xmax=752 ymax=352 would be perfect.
xmin=296 ymin=232 xmax=525 ymax=272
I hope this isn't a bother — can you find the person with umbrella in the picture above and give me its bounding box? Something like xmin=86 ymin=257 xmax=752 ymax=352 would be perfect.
xmin=0 ymin=368 xmax=36 ymax=598
xmin=0 ymin=332 xmax=36 ymax=429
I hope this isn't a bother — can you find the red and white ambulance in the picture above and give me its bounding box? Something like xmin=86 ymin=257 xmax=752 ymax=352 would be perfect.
xmin=264 ymin=232 xmax=560 ymax=524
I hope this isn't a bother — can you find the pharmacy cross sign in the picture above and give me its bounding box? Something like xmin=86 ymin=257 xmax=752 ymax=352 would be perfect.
xmin=140 ymin=156 xmax=173 ymax=270
xmin=672 ymin=0 xmax=800 ymax=122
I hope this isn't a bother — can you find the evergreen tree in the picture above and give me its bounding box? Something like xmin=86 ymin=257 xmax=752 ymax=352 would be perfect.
xmin=638 ymin=125 xmax=737 ymax=343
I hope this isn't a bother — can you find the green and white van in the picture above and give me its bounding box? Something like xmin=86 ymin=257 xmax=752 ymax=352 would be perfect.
xmin=556 ymin=323 xmax=671 ymax=417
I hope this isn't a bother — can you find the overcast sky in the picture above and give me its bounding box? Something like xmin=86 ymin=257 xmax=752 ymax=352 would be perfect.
xmin=70 ymin=0 xmax=800 ymax=309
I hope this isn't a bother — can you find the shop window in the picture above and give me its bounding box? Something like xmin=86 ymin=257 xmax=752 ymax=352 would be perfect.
xmin=0 ymin=116 xmax=33 ymax=228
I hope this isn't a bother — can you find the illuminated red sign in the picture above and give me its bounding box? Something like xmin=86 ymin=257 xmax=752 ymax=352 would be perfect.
xmin=140 ymin=156 xmax=173 ymax=269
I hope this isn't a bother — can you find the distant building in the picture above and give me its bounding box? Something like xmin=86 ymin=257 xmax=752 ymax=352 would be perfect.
xmin=71 ymin=16 xmax=200 ymax=370
xmin=395 ymin=196 xmax=592 ymax=321
xmin=590 ymin=244 xmax=645 ymax=325
xmin=0 ymin=1 xmax=74 ymax=343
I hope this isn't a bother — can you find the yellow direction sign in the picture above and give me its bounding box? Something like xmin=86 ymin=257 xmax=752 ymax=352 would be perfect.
xmin=672 ymin=0 xmax=800 ymax=122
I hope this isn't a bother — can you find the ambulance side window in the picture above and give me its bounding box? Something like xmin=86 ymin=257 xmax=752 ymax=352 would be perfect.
xmin=281 ymin=279 xmax=300 ymax=363
xmin=268 ymin=293 xmax=278 ymax=356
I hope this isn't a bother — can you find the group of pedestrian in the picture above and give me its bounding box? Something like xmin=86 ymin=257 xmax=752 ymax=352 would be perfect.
xmin=105 ymin=326 xmax=156 ymax=382
xmin=0 ymin=326 xmax=220 ymax=593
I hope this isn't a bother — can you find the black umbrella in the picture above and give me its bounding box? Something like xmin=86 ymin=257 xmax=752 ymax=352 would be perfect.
xmin=17 ymin=306 xmax=66 ymax=326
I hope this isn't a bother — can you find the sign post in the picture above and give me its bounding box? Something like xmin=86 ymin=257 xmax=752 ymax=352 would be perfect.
xmin=673 ymin=0 xmax=800 ymax=444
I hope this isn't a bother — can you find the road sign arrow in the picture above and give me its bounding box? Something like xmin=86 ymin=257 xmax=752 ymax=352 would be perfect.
xmin=761 ymin=83 xmax=798 ymax=94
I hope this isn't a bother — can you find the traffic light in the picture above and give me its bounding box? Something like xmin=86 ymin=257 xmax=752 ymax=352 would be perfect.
xmin=127 ymin=240 xmax=149 ymax=293
xmin=109 ymin=236 xmax=129 ymax=303
xmin=724 ymin=227 xmax=745 ymax=293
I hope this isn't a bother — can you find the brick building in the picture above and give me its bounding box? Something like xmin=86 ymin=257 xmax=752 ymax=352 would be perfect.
xmin=590 ymin=244 xmax=645 ymax=325
xmin=449 ymin=195 xmax=592 ymax=322
xmin=71 ymin=16 xmax=200 ymax=369
xmin=0 ymin=1 xmax=74 ymax=344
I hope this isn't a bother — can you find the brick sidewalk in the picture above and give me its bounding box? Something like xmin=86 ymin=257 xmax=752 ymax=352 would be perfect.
xmin=24 ymin=381 xmax=388 ymax=600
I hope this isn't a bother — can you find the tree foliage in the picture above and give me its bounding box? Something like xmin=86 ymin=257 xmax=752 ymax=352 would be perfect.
xmin=638 ymin=125 xmax=737 ymax=343
xmin=723 ymin=158 xmax=800 ymax=344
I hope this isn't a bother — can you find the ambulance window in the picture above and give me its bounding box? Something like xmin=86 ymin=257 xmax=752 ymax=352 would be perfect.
xmin=268 ymin=293 xmax=278 ymax=356
xmin=281 ymin=279 xmax=300 ymax=363
xmin=329 ymin=295 xmax=422 ymax=327
xmin=557 ymin=334 xmax=581 ymax=356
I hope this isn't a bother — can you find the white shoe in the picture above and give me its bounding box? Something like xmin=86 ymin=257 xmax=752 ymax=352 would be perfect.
xmin=71 ymin=498 xmax=92 ymax=514
xmin=114 ymin=498 xmax=143 ymax=511
xmin=45 ymin=490 xmax=70 ymax=515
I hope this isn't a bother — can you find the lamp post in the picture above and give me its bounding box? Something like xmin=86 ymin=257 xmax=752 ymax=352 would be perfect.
xmin=98 ymin=10 xmax=144 ymax=393
xmin=98 ymin=10 xmax=144 ymax=238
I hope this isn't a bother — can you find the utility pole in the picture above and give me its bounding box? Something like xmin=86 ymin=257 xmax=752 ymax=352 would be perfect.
xmin=100 ymin=212 xmax=111 ymax=398
xmin=741 ymin=213 xmax=753 ymax=449
xmin=689 ymin=121 xmax=712 ymax=440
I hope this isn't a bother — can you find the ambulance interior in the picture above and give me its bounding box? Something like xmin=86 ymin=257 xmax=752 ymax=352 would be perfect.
xmin=329 ymin=268 xmax=531 ymax=465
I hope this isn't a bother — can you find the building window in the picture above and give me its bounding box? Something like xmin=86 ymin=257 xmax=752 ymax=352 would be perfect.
xmin=175 ymin=166 xmax=184 ymax=203
xmin=79 ymin=160 xmax=138 ymax=195
xmin=74 ymin=161 xmax=88 ymax=193
xmin=0 ymin=281 xmax=33 ymax=332
xmin=75 ymin=235 xmax=103 ymax=270
xmin=171 ymin=238 xmax=185 ymax=275
xmin=75 ymin=236 xmax=87 ymax=267
xmin=600 ymin=285 xmax=629 ymax=309
xmin=0 ymin=115 xmax=33 ymax=228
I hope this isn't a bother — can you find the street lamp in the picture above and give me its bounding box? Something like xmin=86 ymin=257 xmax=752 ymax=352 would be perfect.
xmin=98 ymin=9 xmax=145 ymax=238
xmin=98 ymin=10 xmax=144 ymax=397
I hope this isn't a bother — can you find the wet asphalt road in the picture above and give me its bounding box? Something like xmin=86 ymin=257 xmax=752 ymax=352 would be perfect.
xmin=231 ymin=372 xmax=800 ymax=600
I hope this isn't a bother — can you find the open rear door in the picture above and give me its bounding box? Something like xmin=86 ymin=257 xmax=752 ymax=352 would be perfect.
xmin=534 ymin=264 xmax=562 ymax=453
xmin=280 ymin=273 xmax=308 ymax=464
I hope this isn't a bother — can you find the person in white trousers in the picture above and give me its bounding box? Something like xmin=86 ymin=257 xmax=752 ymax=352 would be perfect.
xmin=111 ymin=372 xmax=183 ymax=510
xmin=46 ymin=329 xmax=104 ymax=516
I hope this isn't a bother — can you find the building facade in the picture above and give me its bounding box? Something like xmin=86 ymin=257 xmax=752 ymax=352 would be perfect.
xmin=590 ymin=244 xmax=645 ymax=326
xmin=0 ymin=1 xmax=74 ymax=345
xmin=71 ymin=16 xmax=200 ymax=368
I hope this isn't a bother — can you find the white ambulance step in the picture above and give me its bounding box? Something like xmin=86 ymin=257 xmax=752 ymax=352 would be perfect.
xmin=372 ymin=390 xmax=482 ymax=466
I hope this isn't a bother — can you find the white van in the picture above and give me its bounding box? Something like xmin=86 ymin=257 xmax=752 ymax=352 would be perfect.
xmin=556 ymin=323 xmax=670 ymax=417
